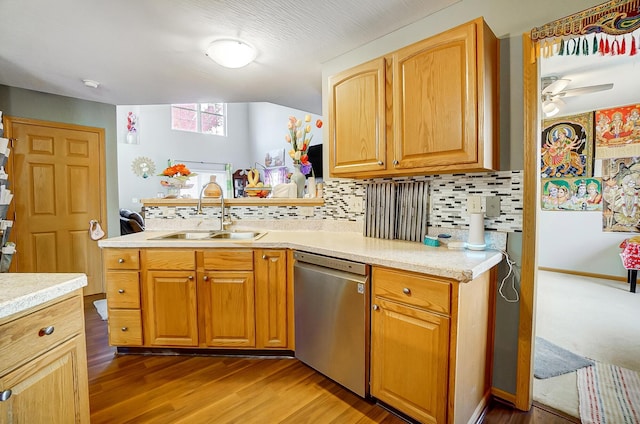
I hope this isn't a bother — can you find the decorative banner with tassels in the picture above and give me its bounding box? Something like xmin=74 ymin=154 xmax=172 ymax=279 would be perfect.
xmin=531 ymin=0 xmax=640 ymax=59
xmin=537 ymin=31 xmax=640 ymax=58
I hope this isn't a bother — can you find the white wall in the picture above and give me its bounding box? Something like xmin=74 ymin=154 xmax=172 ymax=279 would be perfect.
xmin=116 ymin=102 xmax=321 ymax=210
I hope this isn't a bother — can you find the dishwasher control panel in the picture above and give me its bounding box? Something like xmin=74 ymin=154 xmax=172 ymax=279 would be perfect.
xmin=293 ymin=251 xmax=368 ymax=276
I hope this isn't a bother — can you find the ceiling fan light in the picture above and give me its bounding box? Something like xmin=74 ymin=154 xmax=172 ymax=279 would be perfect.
xmin=542 ymin=100 xmax=560 ymax=117
xmin=206 ymin=39 xmax=256 ymax=68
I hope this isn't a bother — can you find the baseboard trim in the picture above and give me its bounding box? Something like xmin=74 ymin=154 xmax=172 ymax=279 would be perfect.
xmin=491 ymin=387 xmax=516 ymax=405
xmin=537 ymin=267 xmax=626 ymax=283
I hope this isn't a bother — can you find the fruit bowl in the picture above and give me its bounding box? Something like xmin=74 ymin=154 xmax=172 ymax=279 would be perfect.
xmin=245 ymin=186 xmax=272 ymax=198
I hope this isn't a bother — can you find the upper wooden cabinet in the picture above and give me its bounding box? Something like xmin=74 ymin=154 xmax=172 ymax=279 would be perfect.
xmin=329 ymin=17 xmax=499 ymax=178
xmin=328 ymin=57 xmax=387 ymax=175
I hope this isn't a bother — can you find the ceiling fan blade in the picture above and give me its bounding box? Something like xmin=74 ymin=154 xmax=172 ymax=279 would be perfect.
xmin=542 ymin=78 xmax=570 ymax=95
xmin=557 ymin=83 xmax=614 ymax=98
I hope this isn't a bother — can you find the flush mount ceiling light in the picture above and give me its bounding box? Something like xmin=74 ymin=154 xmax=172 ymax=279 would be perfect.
xmin=82 ymin=79 xmax=100 ymax=89
xmin=206 ymin=39 xmax=256 ymax=68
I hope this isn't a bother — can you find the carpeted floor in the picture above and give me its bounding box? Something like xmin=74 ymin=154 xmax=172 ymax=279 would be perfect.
xmin=534 ymin=270 xmax=640 ymax=418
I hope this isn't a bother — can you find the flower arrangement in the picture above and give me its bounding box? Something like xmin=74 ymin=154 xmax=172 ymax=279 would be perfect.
xmin=286 ymin=114 xmax=322 ymax=175
xmin=127 ymin=112 xmax=137 ymax=133
xmin=158 ymin=163 xmax=196 ymax=188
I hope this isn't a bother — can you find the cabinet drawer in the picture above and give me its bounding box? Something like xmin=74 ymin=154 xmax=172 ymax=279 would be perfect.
xmin=144 ymin=249 xmax=195 ymax=270
xmin=106 ymin=271 xmax=140 ymax=308
xmin=108 ymin=310 xmax=143 ymax=346
xmin=373 ymin=267 xmax=451 ymax=315
xmin=104 ymin=249 xmax=140 ymax=270
xmin=202 ymin=249 xmax=254 ymax=270
xmin=0 ymin=295 xmax=83 ymax=375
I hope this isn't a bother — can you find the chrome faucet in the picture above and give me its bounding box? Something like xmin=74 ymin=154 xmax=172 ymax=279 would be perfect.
xmin=197 ymin=181 xmax=230 ymax=230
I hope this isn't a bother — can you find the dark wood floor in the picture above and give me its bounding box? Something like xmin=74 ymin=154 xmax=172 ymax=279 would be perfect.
xmin=84 ymin=295 xmax=579 ymax=423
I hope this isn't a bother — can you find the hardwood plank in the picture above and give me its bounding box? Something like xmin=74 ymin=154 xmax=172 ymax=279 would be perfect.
xmin=83 ymin=294 xmax=577 ymax=423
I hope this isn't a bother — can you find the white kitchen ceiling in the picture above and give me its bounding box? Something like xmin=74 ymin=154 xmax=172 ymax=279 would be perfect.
xmin=0 ymin=0 xmax=459 ymax=114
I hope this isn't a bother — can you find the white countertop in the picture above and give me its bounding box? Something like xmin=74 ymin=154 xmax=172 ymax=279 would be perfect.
xmin=0 ymin=273 xmax=88 ymax=320
xmin=98 ymin=230 xmax=503 ymax=282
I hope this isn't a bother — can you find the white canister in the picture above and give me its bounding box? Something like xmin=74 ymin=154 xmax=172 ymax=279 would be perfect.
xmin=307 ymin=177 xmax=316 ymax=198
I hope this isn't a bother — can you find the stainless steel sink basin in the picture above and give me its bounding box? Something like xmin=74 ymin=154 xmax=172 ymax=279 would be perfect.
xmin=210 ymin=231 xmax=266 ymax=240
xmin=149 ymin=230 xmax=266 ymax=241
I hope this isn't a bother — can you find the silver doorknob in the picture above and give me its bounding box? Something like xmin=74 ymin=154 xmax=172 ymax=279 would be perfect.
xmin=188 ymin=275 xmax=194 ymax=280
xmin=377 ymin=161 xmax=384 ymax=166
xmin=121 ymin=327 xmax=128 ymax=332
xmin=372 ymin=304 xmax=380 ymax=311
xmin=393 ymin=160 xmax=399 ymax=166
xmin=118 ymin=258 xmax=125 ymax=263
xmin=39 ymin=326 xmax=55 ymax=336
xmin=402 ymin=288 xmax=411 ymax=295
xmin=203 ymin=275 xmax=209 ymax=281
xmin=0 ymin=389 xmax=11 ymax=402
xmin=118 ymin=289 xmax=125 ymax=294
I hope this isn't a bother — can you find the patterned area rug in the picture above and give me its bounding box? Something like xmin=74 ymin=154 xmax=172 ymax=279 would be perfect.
xmin=93 ymin=299 xmax=108 ymax=320
xmin=578 ymin=362 xmax=640 ymax=424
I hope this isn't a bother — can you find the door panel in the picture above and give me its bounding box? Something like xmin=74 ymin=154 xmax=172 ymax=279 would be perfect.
xmin=7 ymin=117 xmax=106 ymax=294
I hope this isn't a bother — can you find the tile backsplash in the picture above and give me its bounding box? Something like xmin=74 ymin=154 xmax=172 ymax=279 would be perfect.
xmin=145 ymin=170 xmax=523 ymax=234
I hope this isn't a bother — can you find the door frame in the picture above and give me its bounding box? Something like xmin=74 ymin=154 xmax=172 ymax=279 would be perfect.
xmin=513 ymin=33 xmax=539 ymax=411
xmin=4 ymin=116 xmax=107 ymax=289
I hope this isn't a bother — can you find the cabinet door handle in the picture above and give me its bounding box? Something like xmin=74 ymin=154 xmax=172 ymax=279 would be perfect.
xmin=188 ymin=275 xmax=194 ymax=280
xmin=203 ymin=275 xmax=209 ymax=281
xmin=402 ymin=288 xmax=411 ymax=295
xmin=377 ymin=161 xmax=384 ymax=166
xmin=393 ymin=160 xmax=399 ymax=166
xmin=121 ymin=327 xmax=128 ymax=332
xmin=262 ymin=254 xmax=268 ymax=259
xmin=0 ymin=389 xmax=11 ymax=402
xmin=118 ymin=289 xmax=125 ymax=294
xmin=39 ymin=326 xmax=55 ymax=336
xmin=118 ymin=258 xmax=125 ymax=263
xmin=372 ymin=304 xmax=379 ymax=311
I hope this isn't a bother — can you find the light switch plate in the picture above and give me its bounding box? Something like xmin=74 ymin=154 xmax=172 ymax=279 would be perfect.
xmin=486 ymin=196 xmax=501 ymax=217
xmin=467 ymin=196 xmax=482 ymax=214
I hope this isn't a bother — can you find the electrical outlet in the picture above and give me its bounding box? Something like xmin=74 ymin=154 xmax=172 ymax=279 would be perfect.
xmin=348 ymin=197 xmax=363 ymax=212
xmin=486 ymin=196 xmax=501 ymax=217
xmin=467 ymin=196 xmax=482 ymax=214
xmin=132 ymin=197 xmax=139 ymax=204
xmin=300 ymin=206 xmax=314 ymax=217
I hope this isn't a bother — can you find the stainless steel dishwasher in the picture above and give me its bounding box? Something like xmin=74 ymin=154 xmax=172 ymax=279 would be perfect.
xmin=293 ymin=250 xmax=370 ymax=397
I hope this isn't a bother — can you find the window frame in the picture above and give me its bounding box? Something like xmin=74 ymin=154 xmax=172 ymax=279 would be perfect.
xmin=171 ymin=103 xmax=227 ymax=136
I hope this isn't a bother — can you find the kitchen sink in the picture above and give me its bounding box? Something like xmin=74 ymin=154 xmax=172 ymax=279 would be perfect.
xmin=149 ymin=230 xmax=266 ymax=241
xmin=210 ymin=231 xmax=266 ymax=240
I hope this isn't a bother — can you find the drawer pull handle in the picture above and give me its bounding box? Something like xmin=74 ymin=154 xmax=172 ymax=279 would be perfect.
xmin=0 ymin=389 xmax=11 ymax=402
xmin=188 ymin=275 xmax=194 ymax=280
xmin=402 ymin=288 xmax=411 ymax=295
xmin=39 ymin=326 xmax=55 ymax=336
xmin=118 ymin=289 xmax=125 ymax=294
xmin=118 ymin=258 xmax=125 ymax=263
xmin=262 ymin=254 xmax=267 ymax=259
xmin=372 ymin=304 xmax=379 ymax=311
xmin=121 ymin=327 xmax=128 ymax=332
xmin=203 ymin=275 xmax=209 ymax=281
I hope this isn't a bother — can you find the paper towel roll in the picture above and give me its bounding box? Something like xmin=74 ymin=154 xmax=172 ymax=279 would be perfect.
xmin=467 ymin=213 xmax=486 ymax=250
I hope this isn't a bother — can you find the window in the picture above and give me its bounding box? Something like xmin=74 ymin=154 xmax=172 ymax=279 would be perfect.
xmin=171 ymin=103 xmax=226 ymax=136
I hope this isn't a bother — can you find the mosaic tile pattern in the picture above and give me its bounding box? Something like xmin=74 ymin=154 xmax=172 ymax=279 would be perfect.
xmin=144 ymin=170 xmax=523 ymax=233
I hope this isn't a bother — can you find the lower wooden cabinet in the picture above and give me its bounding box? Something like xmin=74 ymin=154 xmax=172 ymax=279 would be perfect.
xmin=0 ymin=291 xmax=90 ymax=424
xmin=103 ymin=247 xmax=291 ymax=351
xmin=370 ymin=266 xmax=493 ymax=424
xmin=199 ymin=249 xmax=255 ymax=347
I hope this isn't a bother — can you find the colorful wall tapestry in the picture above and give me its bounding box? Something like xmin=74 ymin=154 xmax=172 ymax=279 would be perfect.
xmin=602 ymin=157 xmax=640 ymax=232
xmin=595 ymin=104 xmax=640 ymax=158
xmin=541 ymin=112 xmax=594 ymax=178
xmin=542 ymin=177 xmax=603 ymax=211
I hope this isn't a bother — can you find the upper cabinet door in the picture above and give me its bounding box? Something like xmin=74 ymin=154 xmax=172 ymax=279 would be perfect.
xmin=328 ymin=57 xmax=387 ymax=176
xmin=392 ymin=17 xmax=498 ymax=172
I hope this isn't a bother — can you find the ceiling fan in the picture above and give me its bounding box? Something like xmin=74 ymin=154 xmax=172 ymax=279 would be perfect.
xmin=541 ymin=76 xmax=614 ymax=117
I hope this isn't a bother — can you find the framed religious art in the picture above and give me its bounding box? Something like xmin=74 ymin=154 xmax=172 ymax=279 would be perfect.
xmin=541 ymin=112 xmax=594 ymax=179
